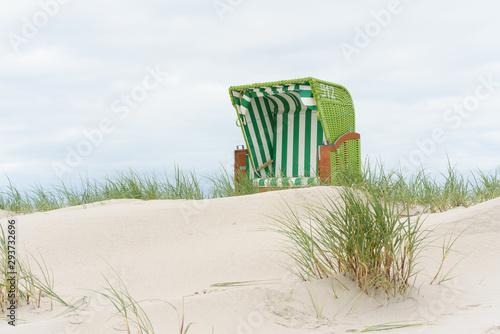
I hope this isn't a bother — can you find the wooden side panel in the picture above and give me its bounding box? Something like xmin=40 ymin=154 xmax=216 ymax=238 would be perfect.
xmin=317 ymin=145 xmax=335 ymax=183
xmin=234 ymin=149 xmax=248 ymax=183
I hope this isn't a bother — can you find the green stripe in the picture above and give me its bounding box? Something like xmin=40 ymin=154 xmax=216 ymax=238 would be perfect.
xmin=268 ymin=97 xmax=280 ymax=177
xmin=282 ymin=178 xmax=290 ymax=187
xmin=299 ymin=90 xmax=313 ymax=98
xmin=240 ymin=92 xmax=251 ymax=109
xmin=250 ymin=177 xmax=320 ymax=188
xmin=242 ymin=125 xmax=258 ymax=172
xmin=255 ymin=97 xmax=273 ymax=166
xmin=280 ymin=101 xmax=290 ymax=176
xmin=241 ymin=86 xmax=323 ymax=180
xmin=246 ymin=154 xmax=254 ymax=179
xmin=243 ymin=96 xmax=277 ymax=177
xmin=257 ymin=88 xmax=267 ymax=96
xmin=317 ymin=119 xmax=323 ymax=148
xmin=292 ymin=112 xmax=300 ymax=176
xmin=246 ymin=101 xmax=267 ymax=175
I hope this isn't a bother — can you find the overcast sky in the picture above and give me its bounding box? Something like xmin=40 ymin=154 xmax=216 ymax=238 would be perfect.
xmin=1 ymin=0 xmax=499 ymax=189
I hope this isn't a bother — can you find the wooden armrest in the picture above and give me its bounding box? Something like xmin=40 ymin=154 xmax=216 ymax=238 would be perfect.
xmin=257 ymin=159 xmax=274 ymax=172
xmin=332 ymin=132 xmax=361 ymax=152
xmin=317 ymin=132 xmax=361 ymax=182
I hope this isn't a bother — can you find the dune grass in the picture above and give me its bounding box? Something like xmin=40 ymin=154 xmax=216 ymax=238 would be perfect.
xmin=0 ymin=167 xmax=208 ymax=214
xmin=98 ymin=267 xmax=194 ymax=334
xmin=1 ymin=161 xmax=499 ymax=307
xmin=98 ymin=272 xmax=156 ymax=334
xmin=361 ymin=321 xmax=428 ymax=332
xmin=0 ymin=225 xmax=70 ymax=315
xmin=1 ymin=161 xmax=499 ymax=214
xmin=271 ymin=160 xmax=500 ymax=297
xmin=351 ymin=160 xmax=500 ymax=213
xmin=273 ymin=186 xmax=430 ymax=297
xmin=207 ymin=168 xmax=260 ymax=198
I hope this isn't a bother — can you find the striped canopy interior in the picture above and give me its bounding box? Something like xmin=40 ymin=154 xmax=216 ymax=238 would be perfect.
xmin=232 ymin=82 xmax=324 ymax=179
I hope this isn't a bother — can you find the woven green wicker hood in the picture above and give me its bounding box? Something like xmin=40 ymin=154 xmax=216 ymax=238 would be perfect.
xmin=229 ymin=77 xmax=356 ymax=144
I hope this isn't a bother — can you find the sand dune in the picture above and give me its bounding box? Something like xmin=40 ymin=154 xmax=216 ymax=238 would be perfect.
xmin=0 ymin=209 xmax=8 ymax=219
xmin=1 ymin=187 xmax=500 ymax=333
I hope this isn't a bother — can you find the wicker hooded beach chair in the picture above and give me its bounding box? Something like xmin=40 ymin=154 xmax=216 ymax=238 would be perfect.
xmin=230 ymin=77 xmax=361 ymax=188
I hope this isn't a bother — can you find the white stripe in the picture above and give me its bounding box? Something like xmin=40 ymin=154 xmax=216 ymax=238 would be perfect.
xmin=298 ymin=107 xmax=306 ymax=177
xmin=257 ymin=97 xmax=275 ymax=154
xmin=281 ymin=92 xmax=297 ymax=109
xmin=268 ymin=94 xmax=285 ymax=113
xmin=279 ymin=93 xmax=298 ymax=177
xmin=267 ymin=95 xmax=286 ymax=177
xmin=300 ymin=97 xmax=316 ymax=108
xmin=239 ymin=105 xmax=248 ymax=115
xmin=275 ymin=111 xmax=283 ymax=177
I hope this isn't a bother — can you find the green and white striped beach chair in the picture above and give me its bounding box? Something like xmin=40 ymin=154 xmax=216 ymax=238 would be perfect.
xmin=230 ymin=77 xmax=361 ymax=188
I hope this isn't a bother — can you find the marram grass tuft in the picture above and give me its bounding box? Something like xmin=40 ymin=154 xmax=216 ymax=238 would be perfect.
xmin=273 ymin=187 xmax=430 ymax=297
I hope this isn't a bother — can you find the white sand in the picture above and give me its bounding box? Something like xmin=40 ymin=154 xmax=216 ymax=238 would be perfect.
xmin=1 ymin=187 xmax=500 ymax=333
xmin=0 ymin=209 xmax=9 ymax=219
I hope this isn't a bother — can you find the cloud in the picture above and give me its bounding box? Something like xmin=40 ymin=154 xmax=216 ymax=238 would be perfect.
xmin=0 ymin=47 xmax=109 ymax=75
xmin=1 ymin=0 xmax=500 ymax=190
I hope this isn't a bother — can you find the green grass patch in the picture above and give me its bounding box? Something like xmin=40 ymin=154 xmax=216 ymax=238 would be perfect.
xmin=0 ymin=225 xmax=71 ymax=314
xmin=273 ymin=187 xmax=430 ymax=297
xmin=210 ymin=279 xmax=278 ymax=288
xmin=1 ymin=161 xmax=499 ymax=214
xmin=361 ymin=321 xmax=428 ymax=332
xmin=97 ymin=266 xmax=194 ymax=334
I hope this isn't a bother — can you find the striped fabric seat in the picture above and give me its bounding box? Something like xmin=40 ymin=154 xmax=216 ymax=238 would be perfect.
xmin=233 ymin=83 xmax=324 ymax=183
xmin=253 ymin=177 xmax=320 ymax=188
xmin=230 ymin=77 xmax=360 ymax=188
xmin=271 ymin=91 xmax=324 ymax=178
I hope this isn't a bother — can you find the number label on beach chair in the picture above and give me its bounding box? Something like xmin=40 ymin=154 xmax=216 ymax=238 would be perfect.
xmin=320 ymin=83 xmax=336 ymax=100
